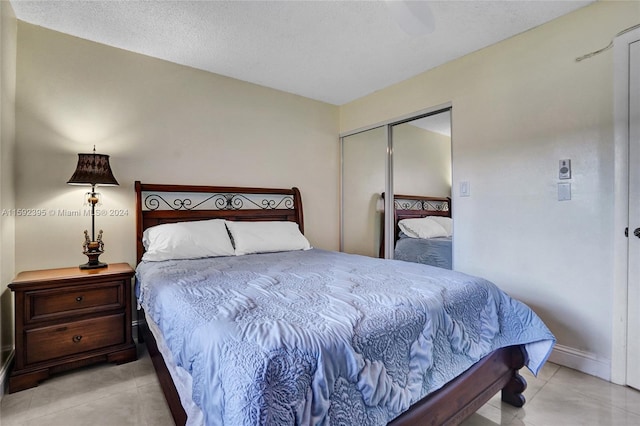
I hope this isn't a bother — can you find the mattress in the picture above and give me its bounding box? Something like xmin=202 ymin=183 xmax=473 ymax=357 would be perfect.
xmin=136 ymin=248 xmax=554 ymax=425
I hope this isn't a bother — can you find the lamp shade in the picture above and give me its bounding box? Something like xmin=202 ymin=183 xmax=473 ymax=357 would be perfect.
xmin=67 ymin=152 xmax=119 ymax=186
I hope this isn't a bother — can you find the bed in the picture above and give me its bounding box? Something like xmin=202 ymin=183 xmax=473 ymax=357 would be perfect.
xmin=134 ymin=181 xmax=554 ymax=425
xmin=380 ymin=194 xmax=452 ymax=269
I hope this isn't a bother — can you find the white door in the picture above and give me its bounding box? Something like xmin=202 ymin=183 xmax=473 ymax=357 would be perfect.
xmin=627 ymin=38 xmax=640 ymax=390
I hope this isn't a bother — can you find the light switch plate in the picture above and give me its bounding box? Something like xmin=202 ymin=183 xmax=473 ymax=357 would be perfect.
xmin=460 ymin=181 xmax=470 ymax=197
xmin=559 ymin=159 xmax=571 ymax=179
xmin=558 ymin=182 xmax=571 ymax=201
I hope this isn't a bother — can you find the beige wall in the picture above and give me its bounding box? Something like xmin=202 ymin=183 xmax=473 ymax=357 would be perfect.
xmin=0 ymin=0 xmax=16 ymax=391
xmin=340 ymin=0 xmax=640 ymax=380
xmin=14 ymin=23 xmax=339 ymax=274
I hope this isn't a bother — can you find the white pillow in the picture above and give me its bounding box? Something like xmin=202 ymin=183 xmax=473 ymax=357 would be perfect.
xmin=427 ymin=216 xmax=453 ymax=236
xmin=142 ymin=219 xmax=235 ymax=261
xmin=398 ymin=217 xmax=448 ymax=239
xmin=225 ymin=220 xmax=311 ymax=255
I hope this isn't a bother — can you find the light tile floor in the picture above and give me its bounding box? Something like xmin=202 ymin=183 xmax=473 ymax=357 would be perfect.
xmin=462 ymin=361 xmax=640 ymax=426
xmin=0 ymin=344 xmax=173 ymax=426
xmin=2 ymin=345 xmax=640 ymax=425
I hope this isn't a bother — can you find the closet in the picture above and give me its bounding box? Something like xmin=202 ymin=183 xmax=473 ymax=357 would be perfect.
xmin=340 ymin=106 xmax=452 ymax=261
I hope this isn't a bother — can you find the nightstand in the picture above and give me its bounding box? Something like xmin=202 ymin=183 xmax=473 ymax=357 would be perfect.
xmin=8 ymin=263 xmax=137 ymax=393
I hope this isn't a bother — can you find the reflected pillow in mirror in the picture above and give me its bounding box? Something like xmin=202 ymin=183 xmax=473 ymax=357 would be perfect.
xmin=226 ymin=220 xmax=311 ymax=255
xmin=142 ymin=219 xmax=235 ymax=261
xmin=427 ymin=216 xmax=453 ymax=236
xmin=398 ymin=217 xmax=449 ymax=239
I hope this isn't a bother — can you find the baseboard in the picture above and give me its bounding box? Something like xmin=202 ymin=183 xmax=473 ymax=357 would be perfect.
xmin=0 ymin=348 xmax=15 ymax=401
xmin=548 ymin=343 xmax=610 ymax=381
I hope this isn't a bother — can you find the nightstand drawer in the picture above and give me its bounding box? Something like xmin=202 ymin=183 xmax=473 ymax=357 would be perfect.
xmin=28 ymin=281 xmax=124 ymax=322
xmin=25 ymin=314 xmax=125 ymax=365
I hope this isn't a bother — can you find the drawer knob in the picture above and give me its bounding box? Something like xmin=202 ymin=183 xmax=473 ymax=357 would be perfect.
xmin=75 ymin=296 xmax=84 ymax=302
xmin=72 ymin=335 xmax=83 ymax=343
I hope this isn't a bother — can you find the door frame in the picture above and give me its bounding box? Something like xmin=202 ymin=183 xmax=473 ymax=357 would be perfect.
xmin=612 ymin=26 xmax=640 ymax=386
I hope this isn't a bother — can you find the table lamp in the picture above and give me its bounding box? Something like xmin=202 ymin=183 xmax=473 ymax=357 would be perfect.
xmin=67 ymin=146 xmax=119 ymax=269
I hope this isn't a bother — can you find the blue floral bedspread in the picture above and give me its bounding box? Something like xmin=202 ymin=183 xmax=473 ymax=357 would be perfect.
xmin=136 ymin=249 xmax=555 ymax=426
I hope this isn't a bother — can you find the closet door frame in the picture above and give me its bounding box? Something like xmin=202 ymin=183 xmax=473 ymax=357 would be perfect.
xmin=339 ymin=102 xmax=452 ymax=258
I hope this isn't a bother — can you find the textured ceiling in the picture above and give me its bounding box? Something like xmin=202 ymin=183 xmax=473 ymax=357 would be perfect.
xmin=10 ymin=0 xmax=594 ymax=105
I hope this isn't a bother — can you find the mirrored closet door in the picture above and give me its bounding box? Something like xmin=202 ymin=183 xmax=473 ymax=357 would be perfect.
xmin=340 ymin=107 xmax=452 ymax=267
xmin=391 ymin=112 xmax=452 ymax=268
xmin=341 ymin=126 xmax=387 ymax=258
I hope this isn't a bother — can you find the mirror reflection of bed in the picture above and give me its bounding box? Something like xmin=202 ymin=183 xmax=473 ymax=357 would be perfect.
xmin=389 ymin=112 xmax=453 ymax=268
xmin=381 ymin=194 xmax=452 ymax=269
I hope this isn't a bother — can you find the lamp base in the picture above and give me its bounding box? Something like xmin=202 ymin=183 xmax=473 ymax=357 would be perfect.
xmin=79 ymin=260 xmax=108 ymax=270
xmin=81 ymin=236 xmax=107 ymax=270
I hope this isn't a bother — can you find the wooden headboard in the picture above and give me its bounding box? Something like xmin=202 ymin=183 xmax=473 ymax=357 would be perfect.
xmin=135 ymin=181 xmax=304 ymax=264
xmin=380 ymin=193 xmax=451 ymax=258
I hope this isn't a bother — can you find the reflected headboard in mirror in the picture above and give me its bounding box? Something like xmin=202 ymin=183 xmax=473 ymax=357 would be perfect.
xmin=379 ymin=193 xmax=451 ymax=258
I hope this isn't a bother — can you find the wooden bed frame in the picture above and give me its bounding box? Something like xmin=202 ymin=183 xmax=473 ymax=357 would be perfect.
xmin=380 ymin=193 xmax=452 ymax=258
xmin=134 ymin=181 xmax=527 ymax=426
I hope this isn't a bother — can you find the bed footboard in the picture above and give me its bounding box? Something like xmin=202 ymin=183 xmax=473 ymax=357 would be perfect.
xmin=390 ymin=345 xmax=528 ymax=425
xmin=501 ymin=349 xmax=528 ymax=408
